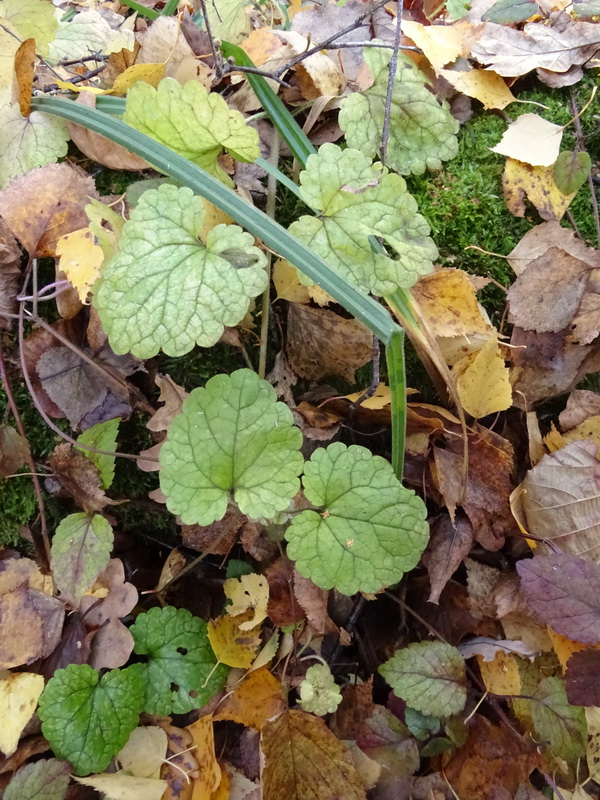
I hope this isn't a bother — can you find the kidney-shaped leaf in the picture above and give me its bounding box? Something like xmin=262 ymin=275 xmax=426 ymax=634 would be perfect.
xmin=160 ymin=370 xmax=303 ymax=525
xmin=38 ymin=664 xmax=144 ymax=776
xmin=290 ymin=144 xmax=436 ymax=295
xmin=285 ymin=442 xmax=429 ymax=595
xmin=517 ymin=553 xmax=600 ymax=643
xmin=379 ymin=642 xmax=467 ymax=718
xmin=94 ymin=184 xmax=267 ymax=358
xmin=339 ymin=47 xmax=459 ymax=176
xmin=124 ymin=78 xmax=259 ymax=185
xmin=130 ymin=606 xmax=229 ymax=715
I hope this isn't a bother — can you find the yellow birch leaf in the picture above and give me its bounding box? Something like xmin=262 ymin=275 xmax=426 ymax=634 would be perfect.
xmin=55 ymin=80 xmax=108 ymax=94
xmin=491 ymin=114 xmax=563 ymax=167
xmin=185 ymin=715 xmax=221 ymax=800
xmin=75 ymin=773 xmax=167 ymax=800
xmin=439 ymin=67 xmax=515 ymax=110
xmin=213 ymin=667 xmax=286 ymax=729
xmin=543 ymin=422 xmax=566 ymax=453
xmin=207 ymin=611 xmax=261 ymax=668
xmin=223 ymin=573 xmax=269 ymax=630
xmin=112 ymin=63 xmax=165 ymax=94
xmin=477 ymin=651 xmax=521 ymax=695
xmin=308 ymin=283 xmax=333 ymax=306
xmin=403 ymin=19 xmax=475 ymax=73
xmin=55 ymin=227 xmax=105 ymax=302
xmin=547 ymin=628 xmax=600 ymax=671
xmin=503 ymin=158 xmax=576 ymax=221
xmin=117 ymin=726 xmax=168 ymax=778
xmin=273 ymin=259 xmax=310 ymax=303
xmin=453 ymin=334 xmax=512 ymax=418
xmin=250 ymin=630 xmax=279 ymax=671
xmin=560 ymin=415 xmax=600 ymax=453
xmin=0 ymin=671 xmax=44 ymax=756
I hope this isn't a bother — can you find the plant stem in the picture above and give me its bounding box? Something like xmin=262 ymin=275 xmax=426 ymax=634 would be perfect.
xmin=0 ymin=344 xmax=50 ymax=570
xmin=259 ymin=130 xmax=280 ymax=379
xmin=570 ymin=88 xmax=600 ymax=248
xmin=380 ymin=0 xmax=404 ymax=166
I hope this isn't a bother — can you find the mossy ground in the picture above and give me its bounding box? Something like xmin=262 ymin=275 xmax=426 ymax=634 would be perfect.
xmin=1 ymin=76 xmax=598 ymax=545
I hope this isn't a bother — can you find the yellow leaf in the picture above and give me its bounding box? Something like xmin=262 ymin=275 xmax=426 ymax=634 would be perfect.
xmin=210 ymin=766 xmax=230 ymax=800
xmin=560 ymin=415 xmax=600 ymax=452
xmin=250 ymin=630 xmax=279 ymax=671
xmin=403 ymin=19 xmax=475 ymax=73
xmin=185 ymin=715 xmax=221 ymax=800
xmin=55 ymin=80 xmax=108 ymax=94
xmin=503 ymin=158 xmax=575 ymax=221
xmin=439 ymin=67 xmax=515 ymax=110
xmin=491 ymin=113 xmax=563 ymax=167
xmin=112 ymin=62 xmax=165 ymax=94
xmin=345 ymin=383 xmax=391 ymax=410
xmin=117 ymin=726 xmax=168 ymax=779
xmin=213 ymin=667 xmax=286 ymax=730
xmin=477 ymin=651 xmax=521 ymax=695
xmin=223 ymin=573 xmax=269 ymax=630
xmin=75 ymin=774 xmax=167 ymax=800
xmin=273 ymin=259 xmax=310 ymax=303
xmin=0 ymin=671 xmax=44 ymax=756
xmin=453 ymin=334 xmax=512 ymax=418
xmin=55 ymin=227 xmax=105 ymax=302
xmin=543 ymin=422 xmax=566 ymax=453
xmin=207 ymin=611 xmax=261 ymax=668
xmin=547 ymin=628 xmax=599 ymax=671
xmin=199 ymin=200 xmax=233 ymax=243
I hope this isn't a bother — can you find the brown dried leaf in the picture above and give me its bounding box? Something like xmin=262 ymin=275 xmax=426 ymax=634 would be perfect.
xmin=265 ymin=558 xmax=306 ymax=627
xmin=0 ymin=163 xmax=97 ymax=257
xmin=330 ymin=678 xmax=375 ymax=740
xmin=424 ymin=515 xmax=473 ymax=604
xmin=262 ymin=709 xmax=366 ymax=800
xmin=214 ymin=668 xmax=286 ymax=730
xmin=0 ymin=211 xmax=21 ymax=329
xmin=0 ymin=587 xmax=43 ymax=669
xmin=49 ymin=443 xmax=115 ymax=512
xmin=560 ymin=390 xmax=600 ymax=430
xmin=286 ymin=303 xmax=372 ymax=382
xmin=181 ymin=506 xmax=248 ymax=555
xmin=293 ymin=570 xmax=334 ymax=635
xmin=0 ymin=426 xmax=29 ymax=478
xmin=507 ymin=221 xmax=597 ymax=276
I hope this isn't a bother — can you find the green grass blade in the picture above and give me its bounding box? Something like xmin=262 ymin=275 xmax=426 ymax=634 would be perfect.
xmin=161 ymin=0 xmax=180 ymax=14
xmin=31 ymin=95 xmax=395 ymax=342
xmin=220 ymin=41 xmax=316 ymax=167
xmin=118 ymin=0 xmax=158 ymax=19
xmin=385 ymin=330 xmax=406 ymax=481
xmin=256 ymin=156 xmax=306 ymax=205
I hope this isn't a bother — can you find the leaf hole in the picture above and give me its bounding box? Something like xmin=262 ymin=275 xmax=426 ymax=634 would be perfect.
xmin=177 ymin=646 xmax=188 ymax=655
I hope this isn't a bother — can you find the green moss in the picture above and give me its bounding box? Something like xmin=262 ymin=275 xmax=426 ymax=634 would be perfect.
xmin=93 ymin=167 xmax=145 ymax=196
xmin=159 ymin=342 xmax=249 ymax=392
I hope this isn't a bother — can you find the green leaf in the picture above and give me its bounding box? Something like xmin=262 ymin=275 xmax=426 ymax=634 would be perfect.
xmin=482 ymin=0 xmax=538 ymax=23
xmin=130 ymin=606 xmax=229 ymax=715
xmin=50 ymin=513 xmax=113 ymax=606
xmin=572 ymin=0 xmax=600 ymax=17
xmin=299 ymin=664 xmax=343 ymax=716
xmin=38 ymin=664 xmax=144 ymax=776
xmin=290 ymin=144 xmax=436 ymax=295
xmin=285 ymin=442 xmax=428 ymax=595
xmin=123 ymin=78 xmax=259 ymax=185
xmin=160 ymin=369 xmax=303 ymax=525
xmin=378 ymin=642 xmax=466 ymax=718
xmin=446 ymin=0 xmax=471 ymax=16
xmin=77 ymin=418 xmax=119 ymax=490
xmin=204 ymin=0 xmax=251 ymax=43
xmin=404 ymin=706 xmax=441 ymax=740
xmin=0 ymin=104 xmax=69 ymax=189
xmin=49 ymin=9 xmax=112 ymax=62
xmin=94 ymin=184 xmax=267 ymax=358
xmin=339 ymin=47 xmax=459 ymax=176
xmin=531 ymin=676 xmax=587 ymax=765
xmin=553 ymin=150 xmax=592 ymax=195
xmin=0 ymin=0 xmax=58 ymax=56
xmin=4 ymin=759 xmax=70 ymax=800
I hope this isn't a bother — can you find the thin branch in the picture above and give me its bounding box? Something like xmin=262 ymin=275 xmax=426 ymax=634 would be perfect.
xmin=258 ymin=129 xmax=280 ymax=379
xmin=55 ymin=53 xmax=108 ymax=67
xmin=380 ymin=0 xmax=404 ymax=166
xmin=570 ymin=88 xmax=600 ymax=247
xmin=197 ymin=0 xmax=222 ymax=77
xmin=221 ymin=61 xmax=292 ymax=88
xmin=273 ymin=0 xmax=391 ymax=77
xmin=0 ymin=344 xmax=51 ymax=570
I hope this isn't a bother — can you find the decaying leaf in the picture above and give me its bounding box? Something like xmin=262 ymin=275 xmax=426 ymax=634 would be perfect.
xmin=0 ymin=671 xmax=44 ymax=757
xmin=0 ymin=426 xmax=29 ymax=478
xmin=502 ymin=158 xmax=576 ymax=221
xmin=213 ymin=668 xmax=286 ymax=729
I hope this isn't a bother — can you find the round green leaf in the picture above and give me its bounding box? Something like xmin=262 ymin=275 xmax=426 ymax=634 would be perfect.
xmin=378 ymin=642 xmax=466 ymax=718
xmin=130 ymin=606 xmax=229 ymax=715
xmin=285 ymin=442 xmax=429 ymax=595
xmin=299 ymin=664 xmax=343 ymax=716
xmin=123 ymin=78 xmax=259 ymax=185
xmin=290 ymin=144 xmax=436 ymax=294
xmin=0 ymin=105 xmax=69 ymax=190
xmin=553 ymin=150 xmax=592 ymax=195
xmin=160 ymin=369 xmax=304 ymax=525
xmin=94 ymin=184 xmax=268 ymax=358
xmin=38 ymin=664 xmax=144 ymax=776
xmin=339 ymin=47 xmax=459 ymax=176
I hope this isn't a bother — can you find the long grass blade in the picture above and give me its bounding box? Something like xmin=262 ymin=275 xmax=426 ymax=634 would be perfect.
xmin=386 ymin=330 xmax=406 ymax=480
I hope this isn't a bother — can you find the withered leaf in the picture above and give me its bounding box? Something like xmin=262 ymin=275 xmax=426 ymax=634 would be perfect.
xmin=0 ymin=586 xmax=43 ymax=669
xmin=517 ymin=553 xmax=600 ymax=643
xmin=181 ymin=506 xmax=247 ymax=555
xmin=565 ymin=649 xmax=600 ymax=706
xmin=425 ymin=515 xmax=474 ymax=604
xmin=0 ymin=215 xmax=21 ymax=329
xmin=0 ymin=163 xmax=97 ymax=257
xmin=262 ymin=709 xmax=366 ymax=800
xmin=49 ymin=443 xmax=115 ymax=512
xmin=286 ymin=302 xmax=372 ymax=382
xmin=0 ymin=426 xmax=29 ymax=478
xmin=507 ymin=220 xmax=598 ymax=276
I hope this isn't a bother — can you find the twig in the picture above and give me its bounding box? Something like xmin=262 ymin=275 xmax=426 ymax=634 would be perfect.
xmin=380 ymin=0 xmax=404 ymax=166
xmin=221 ymin=61 xmax=292 ymax=88
xmin=55 ymin=53 xmax=108 ymax=67
xmin=45 ymin=63 xmax=107 ymax=92
xmin=0 ymin=344 xmax=51 ymax=570
xmin=570 ymin=88 xmax=600 ymax=248
xmin=273 ymin=0 xmax=391 ymax=77
xmin=258 ymin=130 xmax=280 ymax=379
xmin=198 ymin=0 xmax=222 ymax=77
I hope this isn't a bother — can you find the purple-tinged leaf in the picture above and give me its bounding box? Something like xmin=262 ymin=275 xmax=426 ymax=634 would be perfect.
xmin=565 ymin=650 xmax=600 ymax=706
xmin=517 ymin=553 xmax=600 ymax=643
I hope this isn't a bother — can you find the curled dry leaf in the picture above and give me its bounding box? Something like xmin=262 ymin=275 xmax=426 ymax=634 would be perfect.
xmin=424 ymin=515 xmax=473 ymax=604
xmin=48 ymin=444 xmax=116 ymax=513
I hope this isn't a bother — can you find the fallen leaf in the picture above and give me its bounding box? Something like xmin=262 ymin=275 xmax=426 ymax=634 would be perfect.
xmin=286 ymin=303 xmax=372 ymax=382
xmin=511 ymin=440 xmax=600 ymax=562
xmin=273 ymin=259 xmax=310 ymax=303
xmin=0 ymin=671 xmax=44 ymax=756
xmin=55 ymin=227 xmax=105 ymax=303
xmin=0 ymin=586 xmax=43 ymax=669
xmin=517 ymin=553 xmax=600 ymax=642
xmin=265 ymin=557 xmax=306 ymax=627
xmin=560 ymin=390 xmax=600 ymax=430
xmin=3 ymin=759 xmax=70 ymax=800
xmin=0 ymin=216 xmax=21 ymax=328
xmin=14 ymin=38 xmax=35 ymax=117
xmin=49 ymin=444 xmax=115 ymax=513
xmin=0 ymin=426 xmax=29 ymax=478
xmin=530 ymin=675 xmax=586 ymax=765
xmin=214 ymin=668 xmax=286 ymax=730
xmin=137 ymin=17 xmax=195 ymax=78
xmin=75 ymin=773 xmax=168 ymax=800
xmin=424 ymin=515 xmax=473 ymax=604
xmin=0 ymin=163 xmax=97 ymax=257
xmin=507 ymin=220 xmax=596 ymax=276
xmin=185 ymin=716 xmax=220 ymax=800
xmin=453 ymin=334 xmax=513 ymax=418
xmin=565 ymin=650 xmax=600 ymax=706
xmin=459 ymin=636 xmax=540 ymax=661
xmin=159 ymin=723 xmax=198 ymax=800
xmin=477 ymin=651 xmax=522 ymax=695
xmin=207 ymin=612 xmax=261 ymax=668
xmin=403 ymin=19 xmax=476 ymax=72
xmin=117 ymin=726 xmax=168 ymax=779
xmin=440 ymin=67 xmax=516 ymax=109
xmin=293 ymin=570 xmax=334 ymax=635
xmin=503 ymin=158 xmax=576 ymax=221
xmin=224 ymin=574 xmax=269 ymax=630
xmin=586 ymin=706 xmax=600 ymax=783
xmin=553 ymin=150 xmax=592 ymax=195
xmin=112 ymin=63 xmax=166 ymax=94
xmin=492 ymin=113 xmax=563 ymax=167
xmin=261 ymin=710 xmax=366 ymax=800
xmin=354 ymin=705 xmax=420 ymax=792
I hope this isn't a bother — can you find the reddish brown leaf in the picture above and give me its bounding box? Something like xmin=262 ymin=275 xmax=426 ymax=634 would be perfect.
xmin=0 ymin=215 xmax=21 ymax=329
xmin=49 ymin=443 xmax=115 ymax=513
xmin=330 ymin=678 xmax=375 ymax=740
xmin=565 ymin=649 xmax=600 ymax=706
xmin=265 ymin=558 xmax=306 ymax=627
xmin=0 ymin=426 xmax=30 ymax=478
xmin=424 ymin=515 xmax=473 ymax=604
